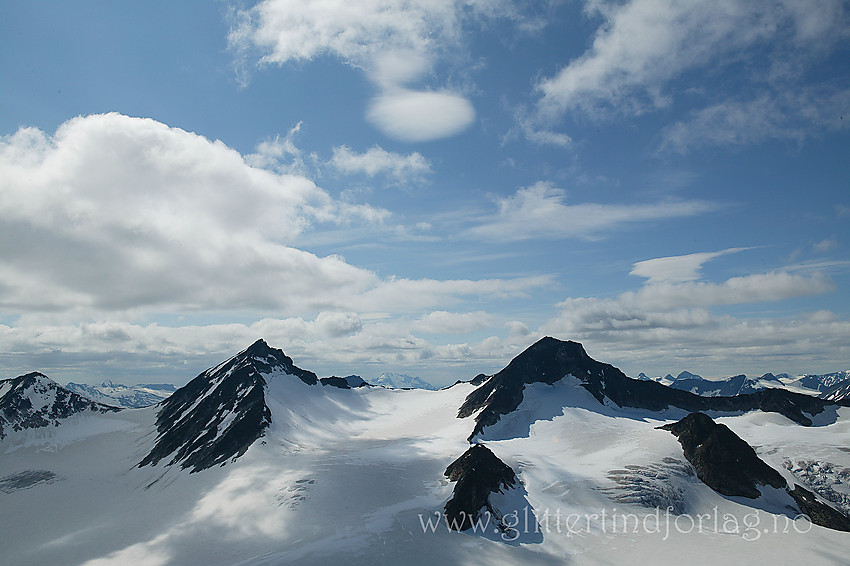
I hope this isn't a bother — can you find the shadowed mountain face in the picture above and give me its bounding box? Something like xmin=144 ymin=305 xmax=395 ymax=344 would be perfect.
xmin=0 ymin=372 xmax=120 ymax=440
xmin=459 ymin=337 xmax=838 ymax=440
xmin=444 ymin=444 xmax=517 ymax=532
xmin=820 ymin=380 xmax=850 ymax=402
xmin=659 ymin=412 xmax=786 ymax=498
xmin=668 ymin=373 xmax=782 ymax=397
xmin=138 ymin=339 xmax=318 ymax=473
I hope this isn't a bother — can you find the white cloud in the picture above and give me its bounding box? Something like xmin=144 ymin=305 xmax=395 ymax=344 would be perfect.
xmin=0 ymin=114 xmax=545 ymax=316
xmin=329 ymin=145 xmax=432 ymax=183
xmin=540 ymin=252 xmax=842 ymax=376
xmin=366 ymin=89 xmax=476 ymax=142
xmin=246 ymin=121 xmax=317 ymax=174
xmin=660 ymin=88 xmax=850 ymax=152
xmin=466 ymin=181 xmax=718 ymax=241
xmin=533 ymin=0 xmax=850 ymax=148
xmin=523 ymin=128 xmax=573 ymax=148
xmin=536 ymin=0 xmax=765 ymax=118
xmin=229 ymin=0 xmax=514 ymax=141
xmin=629 ymin=248 xmax=748 ymax=283
xmin=813 ymin=238 xmax=839 ymax=253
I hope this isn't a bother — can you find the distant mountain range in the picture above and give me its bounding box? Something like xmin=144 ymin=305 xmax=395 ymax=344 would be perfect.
xmin=368 ymin=371 xmax=437 ymax=390
xmin=65 ymin=380 xmax=177 ymax=408
xmin=637 ymin=369 xmax=850 ymax=399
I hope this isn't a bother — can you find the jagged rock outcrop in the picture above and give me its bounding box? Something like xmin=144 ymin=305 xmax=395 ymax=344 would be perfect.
xmin=0 ymin=372 xmax=120 ymax=440
xmin=659 ymin=412 xmax=786 ymax=498
xmin=661 ymin=412 xmax=850 ymax=532
xmin=788 ymin=484 xmax=850 ymax=532
xmin=444 ymin=444 xmax=517 ymax=531
xmin=319 ymin=375 xmax=368 ymax=389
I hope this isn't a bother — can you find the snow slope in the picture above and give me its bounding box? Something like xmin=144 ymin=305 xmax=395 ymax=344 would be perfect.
xmin=65 ymin=381 xmax=176 ymax=408
xmin=1 ymin=340 xmax=848 ymax=566
xmin=368 ymin=371 xmax=437 ymax=390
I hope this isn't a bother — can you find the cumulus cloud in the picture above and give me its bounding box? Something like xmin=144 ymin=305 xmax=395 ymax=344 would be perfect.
xmin=329 ymin=145 xmax=432 ymax=183
xmin=466 ymin=182 xmax=718 ymax=241
xmin=0 ymin=114 xmax=545 ymax=316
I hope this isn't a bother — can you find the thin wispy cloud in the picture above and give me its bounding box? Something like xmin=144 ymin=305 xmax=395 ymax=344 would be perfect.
xmin=465 ymin=182 xmax=719 ymax=242
xmin=533 ymin=0 xmax=850 ymax=150
xmin=329 ymin=145 xmax=432 ymax=184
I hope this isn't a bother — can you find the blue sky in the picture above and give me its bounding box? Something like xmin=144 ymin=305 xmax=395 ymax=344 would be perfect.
xmin=1 ymin=0 xmax=849 ymax=386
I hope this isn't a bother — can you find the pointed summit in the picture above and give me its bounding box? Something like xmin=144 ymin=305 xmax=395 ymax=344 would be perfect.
xmin=458 ymin=337 xmax=605 ymax=439
xmin=139 ymin=340 xmax=318 ymax=472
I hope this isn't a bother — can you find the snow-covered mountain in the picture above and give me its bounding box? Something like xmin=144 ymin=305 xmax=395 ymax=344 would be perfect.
xmin=821 ymin=380 xmax=850 ymax=402
xmin=369 ymin=371 xmax=437 ymax=390
xmin=666 ymin=372 xmax=785 ymax=397
xmin=0 ymin=372 xmax=120 ymax=440
xmin=65 ymin=380 xmax=176 ymax=408
xmin=794 ymin=371 xmax=850 ymax=393
xmin=638 ymin=369 xmax=849 ymax=398
xmin=2 ymin=338 xmax=849 ymax=566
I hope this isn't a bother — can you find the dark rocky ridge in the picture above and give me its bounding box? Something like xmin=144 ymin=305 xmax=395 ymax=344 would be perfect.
xmin=459 ymin=337 xmax=838 ymax=440
xmin=659 ymin=412 xmax=786 ymax=498
xmin=669 ymin=373 xmax=782 ymax=397
xmin=0 ymin=372 xmax=120 ymax=440
xmin=443 ymin=444 xmax=517 ymax=531
xmin=660 ymin=412 xmax=850 ymax=531
xmin=820 ymin=380 xmax=850 ymax=402
xmin=788 ymin=484 xmax=850 ymax=532
xmin=139 ymin=339 xmax=320 ymax=473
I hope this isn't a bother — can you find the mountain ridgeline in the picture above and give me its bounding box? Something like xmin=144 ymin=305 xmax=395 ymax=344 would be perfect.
xmin=459 ymin=337 xmax=841 ymax=440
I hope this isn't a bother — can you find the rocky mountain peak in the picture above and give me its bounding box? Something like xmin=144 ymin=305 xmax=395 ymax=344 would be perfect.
xmin=0 ymin=372 xmax=120 ymax=440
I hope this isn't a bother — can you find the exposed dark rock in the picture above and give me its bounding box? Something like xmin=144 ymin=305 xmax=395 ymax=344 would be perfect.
xmin=458 ymin=338 xmax=598 ymax=439
xmin=788 ymin=484 xmax=850 ymax=532
xmin=444 ymin=444 xmax=517 ymax=531
xmin=138 ymin=339 xmax=317 ymax=473
xmin=659 ymin=412 xmax=786 ymax=498
xmin=458 ymin=337 xmax=838 ymax=439
xmin=820 ymin=380 xmax=850 ymax=402
xmin=319 ymin=376 xmax=352 ymax=389
xmin=0 ymin=470 xmax=61 ymax=493
xmin=0 ymin=372 xmax=120 ymax=440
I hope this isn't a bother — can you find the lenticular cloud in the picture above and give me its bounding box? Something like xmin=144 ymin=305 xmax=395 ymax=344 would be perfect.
xmin=367 ymin=89 xmax=476 ymax=142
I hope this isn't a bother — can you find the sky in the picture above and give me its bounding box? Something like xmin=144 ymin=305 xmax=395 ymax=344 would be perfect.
xmin=1 ymin=0 xmax=849 ymax=387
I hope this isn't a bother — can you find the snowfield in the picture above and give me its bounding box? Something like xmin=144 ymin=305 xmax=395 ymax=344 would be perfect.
xmin=2 ymin=355 xmax=849 ymax=565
